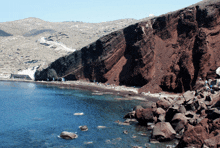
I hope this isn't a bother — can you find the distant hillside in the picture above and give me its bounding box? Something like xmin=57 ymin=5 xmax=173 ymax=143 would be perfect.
xmin=0 ymin=17 xmax=139 ymax=77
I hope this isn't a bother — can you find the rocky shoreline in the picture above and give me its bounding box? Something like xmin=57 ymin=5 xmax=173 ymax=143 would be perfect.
xmin=3 ymin=78 xmax=220 ymax=147
xmin=125 ymin=79 xmax=220 ymax=148
xmin=0 ymin=77 xmax=180 ymax=102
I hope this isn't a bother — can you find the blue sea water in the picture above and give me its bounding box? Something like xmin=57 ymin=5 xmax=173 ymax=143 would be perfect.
xmin=0 ymin=81 xmax=175 ymax=148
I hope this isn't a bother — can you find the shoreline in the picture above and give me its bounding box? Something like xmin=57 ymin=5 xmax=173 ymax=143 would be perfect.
xmin=0 ymin=78 xmax=181 ymax=102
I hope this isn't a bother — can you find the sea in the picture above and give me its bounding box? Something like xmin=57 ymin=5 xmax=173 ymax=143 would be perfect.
xmin=0 ymin=81 xmax=176 ymax=148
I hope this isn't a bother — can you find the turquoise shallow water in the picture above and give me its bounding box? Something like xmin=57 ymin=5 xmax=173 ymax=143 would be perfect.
xmin=0 ymin=81 xmax=176 ymax=148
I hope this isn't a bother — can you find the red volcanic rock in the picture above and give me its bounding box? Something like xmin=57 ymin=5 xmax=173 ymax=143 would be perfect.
xmin=35 ymin=0 xmax=220 ymax=94
xmin=152 ymin=122 xmax=176 ymax=141
xmin=177 ymin=123 xmax=209 ymax=148
xmin=177 ymin=118 xmax=220 ymax=148
xmin=135 ymin=108 xmax=155 ymax=125
xmin=171 ymin=113 xmax=188 ymax=133
xmin=213 ymin=118 xmax=220 ymax=130
xmin=204 ymin=133 xmax=220 ymax=148
xmin=156 ymin=98 xmax=172 ymax=110
xmin=183 ymin=91 xmax=195 ymax=102
xmin=155 ymin=107 xmax=166 ymax=115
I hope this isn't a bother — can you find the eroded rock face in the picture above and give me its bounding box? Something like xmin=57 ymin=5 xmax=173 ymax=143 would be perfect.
xmin=35 ymin=1 xmax=220 ymax=93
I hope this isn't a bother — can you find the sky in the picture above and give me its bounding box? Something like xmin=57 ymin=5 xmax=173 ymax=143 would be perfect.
xmin=1 ymin=0 xmax=202 ymax=23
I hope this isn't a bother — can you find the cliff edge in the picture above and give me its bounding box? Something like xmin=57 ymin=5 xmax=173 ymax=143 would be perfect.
xmin=35 ymin=0 xmax=220 ymax=93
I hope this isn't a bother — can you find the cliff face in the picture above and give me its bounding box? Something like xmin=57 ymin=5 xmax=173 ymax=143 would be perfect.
xmin=35 ymin=0 xmax=220 ymax=93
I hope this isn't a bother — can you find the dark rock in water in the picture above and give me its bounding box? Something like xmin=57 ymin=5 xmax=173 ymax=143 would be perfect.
xmin=123 ymin=130 xmax=128 ymax=134
xmin=35 ymin=0 xmax=220 ymax=94
xmin=60 ymin=131 xmax=78 ymax=140
xmin=152 ymin=122 xmax=176 ymax=141
xmin=135 ymin=108 xmax=154 ymax=125
xmin=124 ymin=111 xmax=135 ymax=119
xmin=133 ymin=105 xmax=144 ymax=111
xmin=79 ymin=125 xmax=88 ymax=131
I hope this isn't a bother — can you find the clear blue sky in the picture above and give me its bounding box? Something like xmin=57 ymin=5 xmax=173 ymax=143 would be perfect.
xmin=1 ymin=0 xmax=202 ymax=23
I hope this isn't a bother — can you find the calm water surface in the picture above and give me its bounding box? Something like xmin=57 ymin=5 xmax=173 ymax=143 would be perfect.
xmin=0 ymin=81 xmax=176 ymax=148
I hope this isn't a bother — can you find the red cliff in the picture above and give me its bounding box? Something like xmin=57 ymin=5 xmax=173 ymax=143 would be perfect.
xmin=35 ymin=0 xmax=220 ymax=93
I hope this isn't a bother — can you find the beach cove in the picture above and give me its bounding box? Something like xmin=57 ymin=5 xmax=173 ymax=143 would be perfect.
xmin=0 ymin=80 xmax=178 ymax=148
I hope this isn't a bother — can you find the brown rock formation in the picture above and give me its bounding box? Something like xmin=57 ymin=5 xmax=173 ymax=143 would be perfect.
xmin=124 ymin=79 xmax=220 ymax=146
xmin=35 ymin=0 xmax=220 ymax=93
xmin=152 ymin=122 xmax=176 ymax=141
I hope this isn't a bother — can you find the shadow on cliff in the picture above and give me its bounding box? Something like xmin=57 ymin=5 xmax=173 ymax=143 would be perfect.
xmin=119 ymin=24 xmax=148 ymax=87
xmin=81 ymin=39 xmax=107 ymax=82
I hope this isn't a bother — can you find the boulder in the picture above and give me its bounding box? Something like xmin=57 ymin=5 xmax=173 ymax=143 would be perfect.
xmin=156 ymin=98 xmax=172 ymax=110
xmin=212 ymin=118 xmax=220 ymax=130
xmin=173 ymin=97 xmax=185 ymax=105
xmin=177 ymin=124 xmax=209 ymax=148
xmin=165 ymin=104 xmax=179 ymax=122
xmin=210 ymin=93 xmax=220 ymax=107
xmin=193 ymin=81 xmax=205 ymax=93
xmin=171 ymin=113 xmax=187 ymax=133
xmin=79 ymin=125 xmax=88 ymax=131
xmin=154 ymin=107 xmax=166 ymax=116
xmin=183 ymin=91 xmax=195 ymax=102
xmin=133 ymin=105 xmax=144 ymax=111
xmin=135 ymin=108 xmax=154 ymax=125
xmin=152 ymin=122 xmax=176 ymax=141
xmin=151 ymin=102 xmax=157 ymax=109
xmin=60 ymin=131 xmax=78 ymax=140
xmin=157 ymin=114 xmax=166 ymax=122
xmin=124 ymin=111 xmax=135 ymax=119
xmin=154 ymin=107 xmax=166 ymax=122
xmin=204 ymin=131 xmax=220 ymax=148
xmin=179 ymin=105 xmax=187 ymax=114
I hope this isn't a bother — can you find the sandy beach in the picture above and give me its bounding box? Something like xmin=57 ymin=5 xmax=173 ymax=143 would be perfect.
xmin=0 ymin=78 xmax=181 ymax=102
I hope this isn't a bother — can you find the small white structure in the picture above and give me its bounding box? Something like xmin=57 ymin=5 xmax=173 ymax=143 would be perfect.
xmin=149 ymin=14 xmax=155 ymax=17
xmin=17 ymin=66 xmax=39 ymax=80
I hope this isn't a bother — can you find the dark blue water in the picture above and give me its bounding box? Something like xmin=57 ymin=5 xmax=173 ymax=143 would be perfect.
xmin=0 ymin=81 xmax=175 ymax=148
